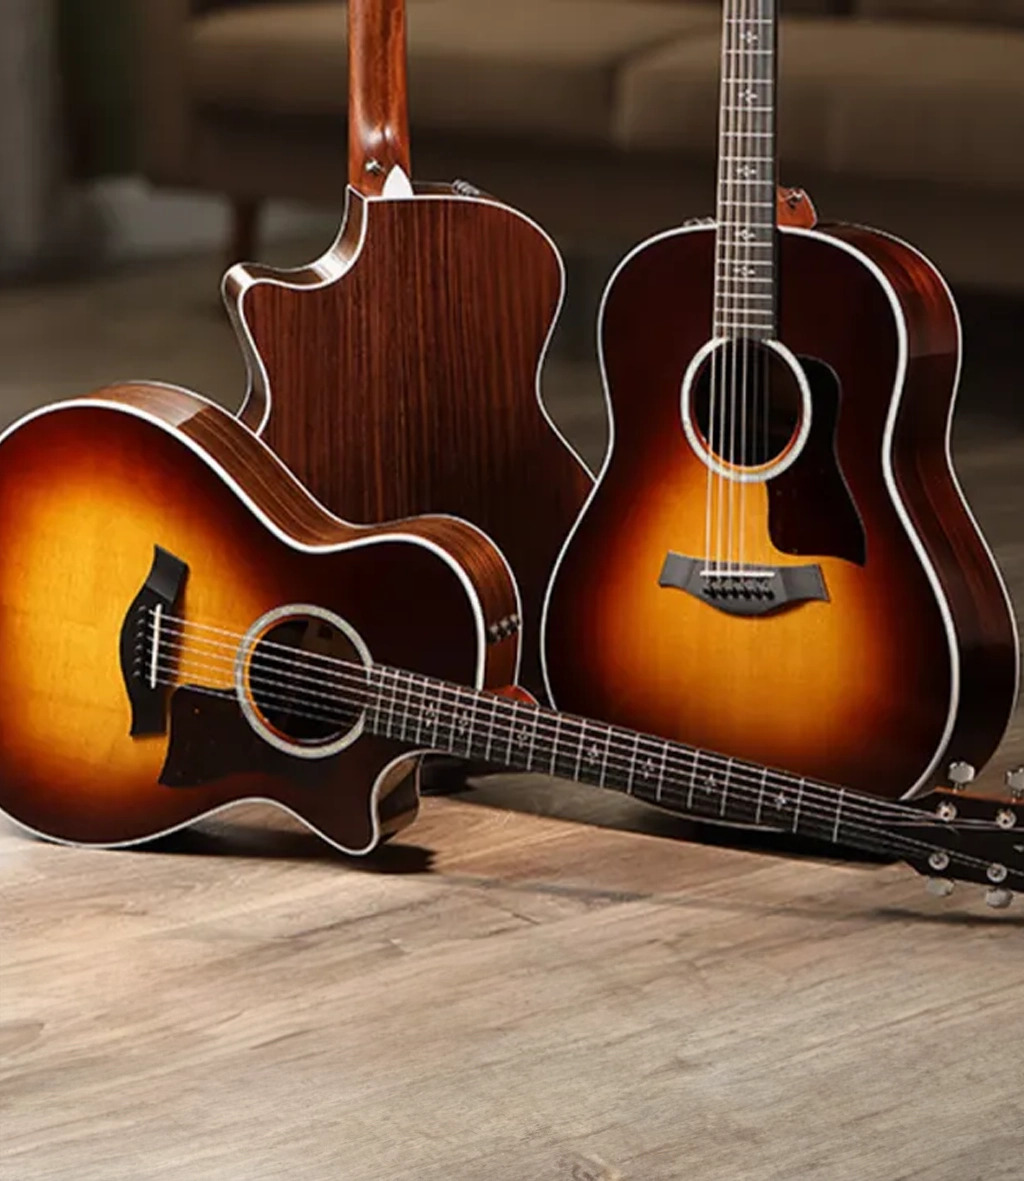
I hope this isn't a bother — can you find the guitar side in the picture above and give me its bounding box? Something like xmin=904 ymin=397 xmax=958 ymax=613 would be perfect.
xmin=0 ymin=386 xmax=518 ymax=848
xmin=541 ymin=224 xmax=1018 ymax=799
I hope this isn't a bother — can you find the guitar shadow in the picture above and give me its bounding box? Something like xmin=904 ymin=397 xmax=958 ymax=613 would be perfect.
xmin=446 ymin=770 xmax=894 ymax=868
xmin=135 ymin=810 xmax=435 ymax=876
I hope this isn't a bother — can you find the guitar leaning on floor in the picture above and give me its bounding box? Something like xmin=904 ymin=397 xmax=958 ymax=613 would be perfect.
xmin=0 ymin=388 xmax=1021 ymax=909
xmin=541 ymin=0 xmax=1019 ymax=799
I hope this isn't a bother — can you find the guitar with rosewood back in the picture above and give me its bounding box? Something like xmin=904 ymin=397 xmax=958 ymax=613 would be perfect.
xmin=220 ymin=0 xmax=589 ymax=694
xmin=0 ymin=388 xmax=1020 ymax=909
xmin=541 ymin=0 xmax=1019 ymax=801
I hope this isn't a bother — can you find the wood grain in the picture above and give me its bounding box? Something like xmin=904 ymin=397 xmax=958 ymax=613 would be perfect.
xmin=226 ymin=195 xmax=591 ymax=695
xmin=348 ymin=0 xmax=411 ymax=194
xmin=2 ymin=795 xmax=1022 ymax=1180
xmin=0 ymin=388 xmax=519 ymax=846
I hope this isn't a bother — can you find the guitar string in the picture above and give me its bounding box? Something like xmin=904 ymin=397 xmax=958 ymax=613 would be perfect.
xmin=142 ymin=608 xmax=978 ymax=831
xmin=710 ymin=0 xmax=730 ymax=577
xmin=763 ymin=0 xmax=775 ymax=494
xmin=726 ymin=0 xmax=740 ymax=576
xmin=737 ymin=0 xmax=754 ymax=575
xmin=139 ymin=652 xmax=1015 ymax=882
xmin=141 ymin=639 xmax=1019 ymax=886
xmin=141 ymin=610 xmax=1014 ymax=841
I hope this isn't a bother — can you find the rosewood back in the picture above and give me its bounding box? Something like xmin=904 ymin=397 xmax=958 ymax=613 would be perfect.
xmin=226 ymin=192 xmax=590 ymax=695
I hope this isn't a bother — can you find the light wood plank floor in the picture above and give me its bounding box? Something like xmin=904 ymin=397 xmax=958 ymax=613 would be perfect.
xmin=3 ymin=797 xmax=1024 ymax=1181
xmin=1 ymin=246 xmax=1023 ymax=1180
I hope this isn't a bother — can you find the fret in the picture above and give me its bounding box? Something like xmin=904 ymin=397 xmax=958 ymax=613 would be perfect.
xmin=410 ymin=670 xmax=428 ymax=745
xmin=574 ymin=720 xmax=587 ymax=781
xmin=687 ymin=750 xmax=699 ymax=811
xmin=394 ymin=670 xmax=415 ymax=742
xmin=381 ymin=669 xmax=397 ymax=738
xmin=755 ymin=767 xmax=768 ymax=824
xmin=719 ymin=758 xmax=733 ymax=818
xmin=792 ymin=779 xmax=805 ymax=833
xmin=626 ymin=732 xmax=641 ymax=795
xmin=832 ymin=789 xmax=845 ymax=843
xmin=657 ymin=740 xmax=670 ymax=803
xmin=433 ymin=682 xmax=455 ymax=750
xmin=370 ymin=667 xmax=386 ymax=735
xmin=714 ymin=292 xmax=774 ymax=302
xmin=719 ymin=131 xmax=773 ymax=139
xmin=528 ymin=704 xmax=542 ymax=768
xmin=714 ymin=322 xmax=776 ymax=334
xmin=548 ymin=712 xmax=561 ymax=777
xmin=461 ymin=687 xmax=478 ymax=758
xmin=450 ymin=689 xmax=472 ymax=752
xmin=718 ymin=200 xmax=774 ymax=209
xmin=483 ymin=693 xmax=499 ymax=761
xmin=505 ymin=698 xmax=518 ymax=763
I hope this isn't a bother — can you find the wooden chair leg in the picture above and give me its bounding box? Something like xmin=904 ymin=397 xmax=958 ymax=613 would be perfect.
xmin=227 ymin=197 xmax=261 ymax=266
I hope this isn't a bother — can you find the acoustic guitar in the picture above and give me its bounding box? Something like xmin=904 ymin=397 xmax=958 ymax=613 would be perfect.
xmin=219 ymin=0 xmax=590 ymax=695
xmin=0 ymin=388 xmax=1020 ymax=909
xmin=541 ymin=0 xmax=1019 ymax=800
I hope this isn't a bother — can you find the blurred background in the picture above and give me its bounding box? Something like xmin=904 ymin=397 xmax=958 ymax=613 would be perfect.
xmin=3 ymin=0 xmax=1024 ymax=444
xmin=0 ymin=3 xmax=1021 ymax=754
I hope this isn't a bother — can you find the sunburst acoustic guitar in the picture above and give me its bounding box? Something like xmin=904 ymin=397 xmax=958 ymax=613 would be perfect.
xmin=219 ymin=0 xmax=590 ymax=695
xmin=0 ymin=387 xmax=1021 ymax=909
xmin=542 ymin=0 xmax=1019 ymax=801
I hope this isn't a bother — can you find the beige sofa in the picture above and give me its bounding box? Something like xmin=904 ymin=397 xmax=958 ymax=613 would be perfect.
xmin=135 ymin=0 xmax=1024 ymax=289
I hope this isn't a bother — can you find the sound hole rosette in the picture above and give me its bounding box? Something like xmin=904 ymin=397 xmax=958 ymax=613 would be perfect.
xmin=233 ymin=603 xmax=373 ymax=759
xmin=679 ymin=336 xmax=813 ymax=484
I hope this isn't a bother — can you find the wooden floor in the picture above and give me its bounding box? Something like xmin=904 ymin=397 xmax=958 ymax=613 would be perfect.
xmin=1 ymin=247 xmax=1023 ymax=1179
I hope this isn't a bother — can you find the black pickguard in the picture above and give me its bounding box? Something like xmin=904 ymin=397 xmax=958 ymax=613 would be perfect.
xmin=767 ymin=355 xmax=866 ymax=565
xmin=158 ymin=686 xmax=339 ymax=789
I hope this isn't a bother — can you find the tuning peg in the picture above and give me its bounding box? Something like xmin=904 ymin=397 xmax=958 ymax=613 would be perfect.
xmin=1006 ymin=767 xmax=1024 ymax=801
xmin=947 ymin=761 xmax=976 ymax=790
xmin=926 ymin=878 xmax=955 ymax=897
xmin=985 ymin=888 xmax=1014 ymax=910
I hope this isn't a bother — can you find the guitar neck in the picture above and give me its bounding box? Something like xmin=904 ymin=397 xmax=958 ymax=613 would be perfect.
xmin=714 ymin=0 xmax=778 ymax=341
xmin=363 ymin=665 xmax=920 ymax=858
xmin=348 ymin=0 xmax=411 ymax=194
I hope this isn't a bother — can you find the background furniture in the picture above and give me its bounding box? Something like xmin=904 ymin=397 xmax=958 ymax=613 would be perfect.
xmin=133 ymin=0 xmax=1024 ymax=290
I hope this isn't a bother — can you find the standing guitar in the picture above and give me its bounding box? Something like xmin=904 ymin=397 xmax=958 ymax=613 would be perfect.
xmin=0 ymin=389 xmax=1020 ymax=910
xmin=220 ymin=0 xmax=590 ymax=694
xmin=542 ymin=0 xmax=1019 ymax=799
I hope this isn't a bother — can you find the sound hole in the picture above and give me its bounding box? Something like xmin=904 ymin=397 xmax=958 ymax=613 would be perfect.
xmin=691 ymin=339 xmax=804 ymax=468
xmin=247 ymin=615 xmax=364 ymax=747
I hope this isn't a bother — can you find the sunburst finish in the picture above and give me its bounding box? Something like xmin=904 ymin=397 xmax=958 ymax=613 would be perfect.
xmin=0 ymin=387 xmax=517 ymax=848
xmin=542 ymin=225 xmax=1019 ymax=797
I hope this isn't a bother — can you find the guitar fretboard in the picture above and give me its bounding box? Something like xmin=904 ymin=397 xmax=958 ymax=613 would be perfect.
xmin=714 ymin=0 xmax=778 ymax=342
xmin=364 ymin=664 xmax=917 ymax=857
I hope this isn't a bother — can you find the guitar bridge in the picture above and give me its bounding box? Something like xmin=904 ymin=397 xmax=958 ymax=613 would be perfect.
xmin=118 ymin=545 xmax=189 ymax=735
xmin=659 ymin=551 xmax=828 ymax=617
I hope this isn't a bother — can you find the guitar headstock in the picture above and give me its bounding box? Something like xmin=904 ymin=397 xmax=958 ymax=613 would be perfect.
xmin=906 ymin=766 xmax=1024 ymax=909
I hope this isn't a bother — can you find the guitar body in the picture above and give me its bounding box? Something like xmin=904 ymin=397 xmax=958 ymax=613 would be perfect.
xmin=224 ymin=187 xmax=590 ymax=695
xmin=542 ymin=223 xmax=1019 ymax=798
xmin=0 ymin=385 xmax=517 ymax=848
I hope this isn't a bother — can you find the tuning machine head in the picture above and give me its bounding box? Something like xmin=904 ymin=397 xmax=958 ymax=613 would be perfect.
xmin=985 ymin=888 xmax=1014 ymax=910
xmin=947 ymin=761 xmax=976 ymax=790
xmin=926 ymin=878 xmax=955 ymax=898
xmin=1006 ymin=767 xmax=1024 ymax=802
